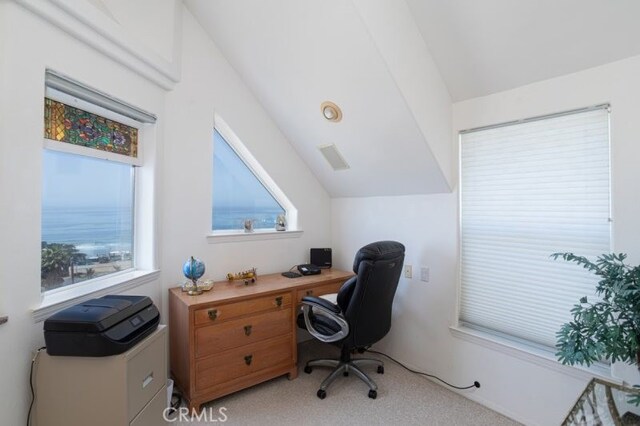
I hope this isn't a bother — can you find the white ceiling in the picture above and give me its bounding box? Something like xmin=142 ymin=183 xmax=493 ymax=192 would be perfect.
xmin=185 ymin=0 xmax=640 ymax=198
xmin=406 ymin=0 xmax=640 ymax=101
xmin=186 ymin=0 xmax=450 ymax=198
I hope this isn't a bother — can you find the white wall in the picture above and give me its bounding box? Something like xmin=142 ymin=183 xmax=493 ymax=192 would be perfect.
xmin=332 ymin=54 xmax=640 ymax=425
xmin=161 ymin=8 xmax=332 ymax=295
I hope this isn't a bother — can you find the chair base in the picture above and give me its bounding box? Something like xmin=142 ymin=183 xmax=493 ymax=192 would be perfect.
xmin=305 ymin=356 xmax=384 ymax=399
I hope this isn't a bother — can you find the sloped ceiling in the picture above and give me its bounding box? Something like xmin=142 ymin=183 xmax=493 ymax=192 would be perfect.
xmin=184 ymin=0 xmax=452 ymax=198
xmin=406 ymin=0 xmax=640 ymax=101
xmin=185 ymin=0 xmax=640 ymax=197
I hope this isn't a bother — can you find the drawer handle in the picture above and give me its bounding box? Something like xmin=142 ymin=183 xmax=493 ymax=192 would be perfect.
xmin=244 ymin=325 xmax=252 ymax=336
xmin=306 ymin=290 xmax=313 ymax=296
xmin=142 ymin=372 xmax=154 ymax=389
xmin=244 ymin=355 xmax=253 ymax=366
xmin=208 ymin=309 xmax=218 ymax=321
xmin=275 ymin=296 xmax=283 ymax=307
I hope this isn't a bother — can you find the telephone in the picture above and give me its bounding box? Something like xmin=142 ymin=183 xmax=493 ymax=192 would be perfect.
xmin=297 ymin=264 xmax=321 ymax=276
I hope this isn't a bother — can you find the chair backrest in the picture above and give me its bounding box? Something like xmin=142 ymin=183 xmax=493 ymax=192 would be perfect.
xmin=341 ymin=241 xmax=405 ymax=348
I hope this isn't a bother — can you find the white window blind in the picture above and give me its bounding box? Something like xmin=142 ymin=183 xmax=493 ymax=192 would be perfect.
xmin=459 ymin=106 xmax=611 ymax=349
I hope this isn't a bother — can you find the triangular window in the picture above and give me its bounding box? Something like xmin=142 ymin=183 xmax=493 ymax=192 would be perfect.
xmin=212 ymin=122 xmax=293 ymax=232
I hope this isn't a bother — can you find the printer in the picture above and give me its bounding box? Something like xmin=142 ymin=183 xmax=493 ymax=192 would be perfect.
xmin=44 ymin=295 xmax=160 ymax=357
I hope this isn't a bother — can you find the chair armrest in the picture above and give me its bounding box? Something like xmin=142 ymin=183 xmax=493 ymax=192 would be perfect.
xmin=301 ymin=296 xmax=341 ymax=314
xmin=301 ymin=297 xmax=349 ymax=343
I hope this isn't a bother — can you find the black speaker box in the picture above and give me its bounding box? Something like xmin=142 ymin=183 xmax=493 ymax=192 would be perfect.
xmin=310 ymin=248 xmax=332 ymax=269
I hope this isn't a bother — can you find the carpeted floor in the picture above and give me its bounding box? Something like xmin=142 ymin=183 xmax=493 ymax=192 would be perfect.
xmin=172 ymin=340 xmax=519 ymax=425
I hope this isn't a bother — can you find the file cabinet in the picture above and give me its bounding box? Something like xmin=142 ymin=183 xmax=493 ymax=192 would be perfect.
xmin=34 ymin=325 xmax=167 ymax=426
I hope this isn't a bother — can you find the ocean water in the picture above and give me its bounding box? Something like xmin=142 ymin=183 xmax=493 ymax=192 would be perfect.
xmin=212 ymin=207 xmax=284 ymax=231
xmin=42 ymin=206 xmax=285 ymax=257
xmin=42 ymin=206 xmax=132 ymax=257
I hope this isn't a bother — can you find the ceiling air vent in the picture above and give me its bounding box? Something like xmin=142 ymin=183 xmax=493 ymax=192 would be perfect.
xmin=318 ymin=144 xmax=350 ymax=171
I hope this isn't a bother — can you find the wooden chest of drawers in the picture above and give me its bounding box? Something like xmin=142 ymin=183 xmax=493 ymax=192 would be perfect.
xmin=169 ymin=270 xmax=352 ymax=411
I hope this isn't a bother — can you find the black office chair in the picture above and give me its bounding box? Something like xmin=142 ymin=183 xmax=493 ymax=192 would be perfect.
xmin=298 ymin=241 xmax=405 ymax=399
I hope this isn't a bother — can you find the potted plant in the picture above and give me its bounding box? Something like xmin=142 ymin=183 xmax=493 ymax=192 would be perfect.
xmin=553 ymin=253 xmax=640 ymax=368
xmin=553 ymin=252 xmax=640 ymax=407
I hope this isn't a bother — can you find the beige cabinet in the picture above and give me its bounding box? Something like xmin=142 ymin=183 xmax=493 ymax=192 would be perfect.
xmin=34 ymin=325 xmax=167 ymax=426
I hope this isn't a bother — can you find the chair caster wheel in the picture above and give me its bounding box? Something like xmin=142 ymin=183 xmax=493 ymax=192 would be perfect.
xmin=304 ymin=366 xmax=312 ymax=374
xmin=368 ymin=390 xmax=377 ymax=399
xmin=317 ymin=389 xmax=327 ymax=399
xmin=343 ymin=372 xmax=349 ymax=377
xmin=377 ymin=366 xmax=384 ymax=374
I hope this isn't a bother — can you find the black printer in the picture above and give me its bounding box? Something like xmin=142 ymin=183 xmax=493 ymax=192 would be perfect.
xmin=44 ymin=295 xmax=160 ymax=357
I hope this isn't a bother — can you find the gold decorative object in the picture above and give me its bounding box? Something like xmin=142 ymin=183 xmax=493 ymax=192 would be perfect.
xmin=226 ymin=268 xmax=258 ymax=285
xmin=181 ymin=279 xmax=214 ymax=294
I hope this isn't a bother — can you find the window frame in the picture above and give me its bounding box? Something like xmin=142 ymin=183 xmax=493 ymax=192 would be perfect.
xmin=33 ymin=76 xmax=158 ymax=322
xmin=454 ymin=105 xmax=613 ymax=375
xmin=208 ymin=114 xmax=301 ymax=243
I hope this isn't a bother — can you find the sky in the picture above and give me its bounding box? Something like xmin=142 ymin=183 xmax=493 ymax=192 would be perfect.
xmin=42 ymin=150 xmax=133 ymax=209
xmin=212 ymin=130 xmax=283 ymax=211
xmin=42 ymin=131 xmax=283 ymax=212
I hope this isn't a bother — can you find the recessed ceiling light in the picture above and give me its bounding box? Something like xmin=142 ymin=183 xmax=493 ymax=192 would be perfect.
xmin=321 ymin=101 xmax=342 ymax=122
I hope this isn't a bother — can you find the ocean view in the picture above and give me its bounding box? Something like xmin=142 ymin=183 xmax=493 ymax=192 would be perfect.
xmin=212 ymin=207 xmax=284 ymax=231
xmin=42 ymin=206 xmax=133 ymax=258
xmin=42 ymin=206 xmax=285 ymax=257
xmin=41 ymin=206 xmax=133 ymax=291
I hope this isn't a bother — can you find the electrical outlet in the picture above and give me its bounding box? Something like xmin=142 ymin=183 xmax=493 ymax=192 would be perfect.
xmin=404 ymin=264 xmax=412 ymax=279
xmin=420 ymin=267 xmax=430 ymax=283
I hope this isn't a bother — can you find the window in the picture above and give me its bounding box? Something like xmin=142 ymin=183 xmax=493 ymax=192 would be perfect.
xmin=41 ymin=70 xmax=155 ymax=294
xmin=459 ymin=106 xmax=611 ymax=350
xmin=212 ymin=123 xmax=292 ymax=232
xmin=41 ymin=151 xmax=134 ymax=291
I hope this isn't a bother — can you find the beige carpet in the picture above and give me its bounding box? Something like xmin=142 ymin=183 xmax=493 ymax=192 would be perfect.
xmin=173 ymin=340 xmax=519 ymax=425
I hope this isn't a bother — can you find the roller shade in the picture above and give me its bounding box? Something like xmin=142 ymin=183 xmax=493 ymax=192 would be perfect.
xmin=45 ymin=70 xmax=156 ymax=123
xmin=459 ymin=106 xmax=611 ymax=349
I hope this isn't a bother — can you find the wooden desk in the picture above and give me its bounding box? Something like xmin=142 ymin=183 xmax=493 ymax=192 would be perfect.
xmin=169 ymin=269 xmax=353 ymax=411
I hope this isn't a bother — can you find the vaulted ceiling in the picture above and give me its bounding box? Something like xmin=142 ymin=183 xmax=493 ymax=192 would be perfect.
xmin=185 ymin=0 xmax=640 ymax=198
xmin=406 ymin=0 xmax=640 ymax=101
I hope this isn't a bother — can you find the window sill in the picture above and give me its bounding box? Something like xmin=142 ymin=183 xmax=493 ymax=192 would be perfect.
xmin=207 ymin=229 xmax=303 ymax=244
xmin=449 ymin=325 xmax=620 ymax=384
xmin=33 ymin=269 xmax=160 ymax=322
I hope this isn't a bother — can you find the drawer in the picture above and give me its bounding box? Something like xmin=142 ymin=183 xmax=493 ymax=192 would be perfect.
xmin=130 ymin=385 xmax=166 ymax=426
xmin=195 ymin=308 xmax=291 ymax=358
xmin=127 ymin=332 xmax=167 ymax=422
xmin=195 ymin=334 xmax=292 ymax=392
xmin=296 ymin=281 xmax=343 ymax=303
xmin=194 ymin=293 xmax=291 ymax=325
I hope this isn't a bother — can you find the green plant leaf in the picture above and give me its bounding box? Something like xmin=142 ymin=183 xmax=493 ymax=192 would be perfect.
xmin=554 ymin=252 xmax=640 ymax=372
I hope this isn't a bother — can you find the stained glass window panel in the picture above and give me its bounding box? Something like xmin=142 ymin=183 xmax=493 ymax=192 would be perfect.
xmin=44 ymin=98 xmax=138 ymax=158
